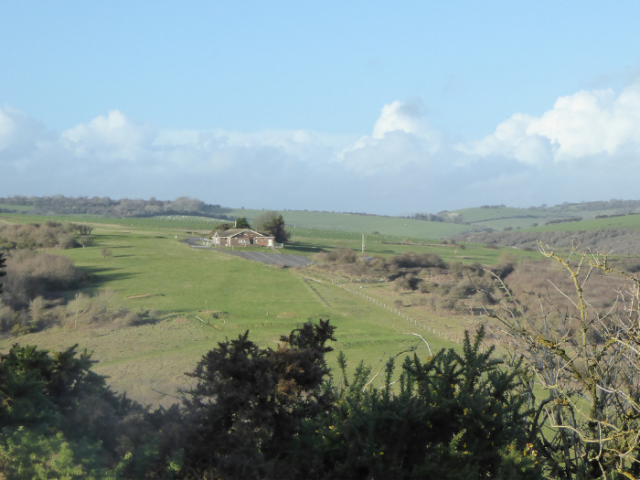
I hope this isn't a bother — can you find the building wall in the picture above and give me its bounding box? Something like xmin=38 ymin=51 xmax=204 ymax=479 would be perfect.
xmin=214 ymin=231 xmax=274 ymax=247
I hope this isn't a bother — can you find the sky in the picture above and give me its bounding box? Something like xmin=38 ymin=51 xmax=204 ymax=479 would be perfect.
xmin=2 ymin=1 xmax=640 ymax=215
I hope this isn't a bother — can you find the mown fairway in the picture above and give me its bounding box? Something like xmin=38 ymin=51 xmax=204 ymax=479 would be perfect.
xmin=0 ymin=223 xmax=455 ymax=405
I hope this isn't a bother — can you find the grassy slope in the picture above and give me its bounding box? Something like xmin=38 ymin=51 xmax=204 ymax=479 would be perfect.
xmin=451 ymin=205 xmax=634 ymax=230
xmin=519 ymin=214 xmax=640 ymax=234
xmin=0 ymin=224 xmax=454 ymax=405
xmin=282 ymin=228 xmax=540 ymax=264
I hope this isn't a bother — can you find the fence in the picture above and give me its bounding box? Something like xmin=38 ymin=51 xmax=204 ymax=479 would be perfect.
xmin=301 ymin=272 xmax=461 ymax=344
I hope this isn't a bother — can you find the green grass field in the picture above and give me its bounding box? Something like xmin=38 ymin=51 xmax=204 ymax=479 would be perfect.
xmin=0 ymin=203 xmax=34 ymax=211
xmin=0 ymin=223 xmax=457 ymax=405
xmin=0 ymin=212 xmax=527 ymax=265
xmin=208 ymin=207 xmax=473 ymax=238
xmin=450 ymin=205 xmax=638 ymax=230
xmin=522 ymin=213 xmax=640 ymax=233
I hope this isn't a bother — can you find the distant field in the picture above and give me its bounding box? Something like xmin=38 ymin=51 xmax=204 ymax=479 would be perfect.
xmin=0 ymin=213 xmax=224 ymax=233
xmin=0 ymin=203 xmax=33 ymax=211
xmin=282 ymin=227 xmax=537 ymax=264
xmin=0 ymin=210 xmax=470 ymax=239
xmin=450 ymin=205 xmax=639 ymax=230
xmin=522 ymin=214 xmax=640 ymax=233
xmin=210 ymin=208 xmax=472 ymax=238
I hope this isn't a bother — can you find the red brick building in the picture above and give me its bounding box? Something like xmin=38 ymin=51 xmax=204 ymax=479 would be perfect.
xmin=212 ymin=229 xmax=275 ymax=247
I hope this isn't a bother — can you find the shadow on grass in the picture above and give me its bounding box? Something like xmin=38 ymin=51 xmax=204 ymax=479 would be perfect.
xmin=78 ymin=266 xmax=137 ymax=291
xmin=283 ymin=244 xmax=324 ymax=254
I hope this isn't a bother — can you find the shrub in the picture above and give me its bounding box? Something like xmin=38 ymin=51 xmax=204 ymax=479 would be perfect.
xmin=304 ymin=328 xmax=542 ymax=480
xmin=395 ymin=273 xmax=421 ymax=291
xmin=392 ymin=253 xmax=446 ymax=269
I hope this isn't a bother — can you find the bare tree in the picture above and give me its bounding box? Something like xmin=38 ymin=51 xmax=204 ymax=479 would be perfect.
xmin=482 ymin=245 xmax=640 ymax=479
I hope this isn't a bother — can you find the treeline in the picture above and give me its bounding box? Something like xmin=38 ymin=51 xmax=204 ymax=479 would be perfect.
xmin=410 ymin=212 xmax=466 ymax=224
xmin=0 ymin=195 xmax=231 ymax=220
xmin=543 ymin=217 xmax=582 ymax=225
xmin=453 ymin=228 xmax=640 ymax=255
xmin=551 ymin=198 xmax=640 ymax=212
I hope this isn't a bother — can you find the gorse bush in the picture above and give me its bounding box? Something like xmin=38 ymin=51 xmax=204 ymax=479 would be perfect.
xmin=0 ymin=312 xmax=543 ymax=479
xmin=296 ymin=327 xmax=542 ymax=480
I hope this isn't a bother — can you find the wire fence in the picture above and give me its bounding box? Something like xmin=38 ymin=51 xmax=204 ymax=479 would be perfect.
xmin=301 ymin=272 xmax=461 ymax=345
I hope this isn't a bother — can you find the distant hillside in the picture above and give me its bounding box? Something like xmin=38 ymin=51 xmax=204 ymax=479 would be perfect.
xmin=441 ymin=199 xmax=640 ymax=230
xmin=453 ymin=228 xmax=640 ymax=255
xmin=5 ymin=195 xmax=640 ymax=241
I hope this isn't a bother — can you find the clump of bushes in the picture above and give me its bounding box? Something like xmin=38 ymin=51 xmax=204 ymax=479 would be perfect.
xmin=0 ymin=251 xmax=159 ymax=336
xmin=0 ymin=221 xmax=93 ymax=250
xmin=1 ymin=250 xmax=87 ymax=309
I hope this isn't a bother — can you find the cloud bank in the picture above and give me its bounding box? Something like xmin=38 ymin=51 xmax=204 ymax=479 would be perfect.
xmin=2 ymin=80 xmax=640 ymax=214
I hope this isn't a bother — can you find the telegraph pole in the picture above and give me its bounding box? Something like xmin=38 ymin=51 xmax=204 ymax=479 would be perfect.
xmin=362 ymin=234 xmax=365 ymax=256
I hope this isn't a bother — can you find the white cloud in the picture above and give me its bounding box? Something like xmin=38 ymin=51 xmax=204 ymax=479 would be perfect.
xmin=61 ymin=110 xmax=155 ymax=162
xmin=3 ymin=80 xmax=640 ymax=214
xmin=0 ymin=106 xmax=49 ymax=156
xmin=339 ymin=100 xmax=443 ymax=173
xmin=465 ymin=80 xmax=640 ymax=163
xmin=372 ymin=100 xmax=424 ymax=138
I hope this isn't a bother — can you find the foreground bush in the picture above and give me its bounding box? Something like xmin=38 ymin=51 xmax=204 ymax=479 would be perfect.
xmin=287 ymin=327 xmax=541 ymax=480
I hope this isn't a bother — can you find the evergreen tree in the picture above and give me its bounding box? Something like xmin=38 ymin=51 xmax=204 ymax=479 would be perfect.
xmin=0 ymin=252 xmax=5 ymax=295
xmin=180 ymin=320 xmax=336 ymax=479
xmin=254 ymin=211 xmax=290 ymax=243
xmin=234 ymin=216 xmax=251 ymax=228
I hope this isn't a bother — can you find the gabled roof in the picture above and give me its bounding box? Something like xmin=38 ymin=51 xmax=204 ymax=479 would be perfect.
xmin=213 ymin=228 xmax=274 ymax=239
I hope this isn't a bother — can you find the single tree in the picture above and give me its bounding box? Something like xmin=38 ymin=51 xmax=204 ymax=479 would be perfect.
xmin=100 ymin=248 xmax=113 ymax=258
xmin=234 ymin=216 xmax=251 ymax=229
xmin=254 ymin=211 xmax=290 ymax=243
xmin=79 ymin=235 xmax=91 ymax=249
xmin=211 ymin=222 xmax=234 ymax=234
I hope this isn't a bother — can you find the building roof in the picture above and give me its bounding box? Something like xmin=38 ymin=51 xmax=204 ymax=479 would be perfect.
xmin=213 ymin=228 xmax=274 ymax=239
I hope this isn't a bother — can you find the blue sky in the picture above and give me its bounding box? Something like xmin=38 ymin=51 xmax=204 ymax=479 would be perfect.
xmin=2 ymin=1 xmax=640 ymax=214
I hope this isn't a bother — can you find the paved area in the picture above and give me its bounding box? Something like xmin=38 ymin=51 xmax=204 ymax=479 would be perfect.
xmin=182 ymin=237 xmax=314 ymax=267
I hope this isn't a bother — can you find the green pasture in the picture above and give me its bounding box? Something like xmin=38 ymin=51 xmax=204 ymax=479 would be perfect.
xmin=208 ymin=207 xmax=472 ymax=238
xmin=450 ymin=205 xmax=636 ymax=230
xmin=0 ymin=203 xmax=33 ymax=211
xmin=282 ymin=227 xmax=539 ymax=264
xmin=1 ymin=212 xmax=535 ymax=265
xmin=522 ymin=213 xmax=640 ymax=233
xmin=0 ymin=224 xmax=455 ymax=405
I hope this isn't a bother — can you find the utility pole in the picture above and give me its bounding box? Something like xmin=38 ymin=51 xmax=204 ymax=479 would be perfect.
xmin=362 ymin=234 xmax=365 ymax=256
